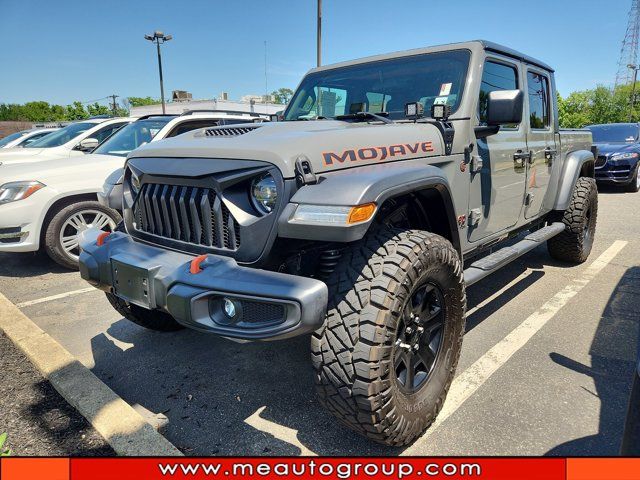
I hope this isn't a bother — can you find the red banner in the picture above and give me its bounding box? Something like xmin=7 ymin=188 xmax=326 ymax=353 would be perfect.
xmin=0 ymin=457 xmax=639 ymax=480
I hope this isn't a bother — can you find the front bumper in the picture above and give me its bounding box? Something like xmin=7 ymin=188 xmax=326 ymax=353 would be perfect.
xmin=595 ymin=158 xmax=639 ymax=184
xmin=0 ymin=196 xmax=43 ymax=252
xmin=78 ymin=229 xmax=328 ymax=340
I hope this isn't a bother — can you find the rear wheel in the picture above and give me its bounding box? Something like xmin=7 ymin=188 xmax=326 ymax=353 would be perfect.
xmin=44 ymin=201 xmax=121 ymax=270
xmin=105 ymin=293 xmax=184 ymax=332
xmin=547 ymin=177 xmax=598 ymax=263
xmin=311 ymin=227 xmax=466 ymax=446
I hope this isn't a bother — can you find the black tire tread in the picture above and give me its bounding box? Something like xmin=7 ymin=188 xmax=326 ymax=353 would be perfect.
xmin=311 ymin=227 xmax=465 ymax=446
xmin=547 ymin=177 xmax=598 ymax=264
xmin=105 ymin=292 xmax=184 ymax=332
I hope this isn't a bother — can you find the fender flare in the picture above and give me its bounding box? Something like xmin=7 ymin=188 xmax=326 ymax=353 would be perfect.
xmin=278 ymin=162 xmax=459 ymax=251
xmin=552 ymin=150 xmax=594 ymax=211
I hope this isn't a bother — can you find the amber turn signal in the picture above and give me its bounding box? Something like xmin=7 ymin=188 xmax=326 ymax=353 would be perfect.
xmin=347 ymin=203 xmax=376 ymax=224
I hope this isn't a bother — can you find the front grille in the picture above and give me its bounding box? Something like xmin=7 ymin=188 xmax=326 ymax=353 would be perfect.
xmin=133 ymin=183 xmax=240 ymax=250
xmin=204 ymin=125 xmax=262 ymax=137
xmin=595 ymin=155 xmax=607 ymax=168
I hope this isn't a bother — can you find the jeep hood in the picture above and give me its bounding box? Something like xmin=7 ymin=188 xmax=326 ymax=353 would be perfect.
xmin=127 ymin=120 xmax=446 ymax=178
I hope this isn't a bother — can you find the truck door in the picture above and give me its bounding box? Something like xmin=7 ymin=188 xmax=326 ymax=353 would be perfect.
xmin=524 ymin=69 xmax=556 ymax=219
xmin=468 ymin=58 xmax=527 ymax=243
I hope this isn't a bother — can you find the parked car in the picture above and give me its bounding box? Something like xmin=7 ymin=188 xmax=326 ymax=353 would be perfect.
xmin=98 ymin=110 xmax=269 ymax=211
xmin=585 ymin=123 xmax=640 ymax=192
xmin=0 ymin=117 xmax=133 ymax=167
xmin=0 ymin=127 xmax=59 ymax=149
xmin=0 ymin=111 xmax=265 ymax=269
xmin=79 ymin=40 xmax=598 ymax=445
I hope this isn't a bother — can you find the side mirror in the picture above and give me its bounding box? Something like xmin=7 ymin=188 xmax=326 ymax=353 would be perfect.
xmin=486 ymin=90 xmax=523 ymax=126
xmin=76 ymin=137 xmax=99 ymax=152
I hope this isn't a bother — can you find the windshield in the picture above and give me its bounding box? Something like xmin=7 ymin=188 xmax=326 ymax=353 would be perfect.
xmin=93 ymin=118 xmax=174 ymax=157
xmin=0 ymin=132 xmax=25 ymax=147
xmin=586 ymin=124 xmax=639 ymax=143
xmin=26 ymin=122 xmax=94 ymax=148
xmin=284 ymin=50 xmax=470 ymax=121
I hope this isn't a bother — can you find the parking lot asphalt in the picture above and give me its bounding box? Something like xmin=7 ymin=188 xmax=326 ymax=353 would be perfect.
xmin=0 ymin=186 xmax=638 ymax=456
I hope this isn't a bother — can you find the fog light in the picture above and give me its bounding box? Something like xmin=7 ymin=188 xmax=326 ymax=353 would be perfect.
xmin=223 ymin=298 xmax=237 ymax=318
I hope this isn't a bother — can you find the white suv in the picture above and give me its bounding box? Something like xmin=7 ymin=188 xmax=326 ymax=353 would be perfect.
xmin=0 ymin=127 xmax=60 ymax=149
xmin=0 ymin=117 xmax=133 ymax=166
xmin=0 ymin=111 xmax=265 ymax=269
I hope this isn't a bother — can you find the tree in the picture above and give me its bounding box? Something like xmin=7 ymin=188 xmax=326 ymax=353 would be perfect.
xmin=271 ymin=88 xmax=294 ymax=105
xmin=127 ymin=96 xmax=161 ymax=107
xmin=65 ymin=101 xmax=88 ymax=121
xmin=87 ymin=102 xmax=110 ymax=117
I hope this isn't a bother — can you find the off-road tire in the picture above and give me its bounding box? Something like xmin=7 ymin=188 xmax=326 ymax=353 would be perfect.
xmin=44 ymin=200 xmax=121 ymax=270
xmin=105 ymin=292 xmax=184 ymax=332
xmin=624 ymin=164 xmax=640 ymax=193
xmin=547 ymin=177 xmax=598 ymax=263
xmin=311 ymin=227 xmax=466 ymax=446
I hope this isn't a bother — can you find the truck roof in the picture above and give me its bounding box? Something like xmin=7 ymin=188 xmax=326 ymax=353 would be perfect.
xmin=310 ymin=39 xmax=553 ymax=74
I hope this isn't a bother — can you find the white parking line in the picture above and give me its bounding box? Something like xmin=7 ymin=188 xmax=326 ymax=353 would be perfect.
xmin=404 ymin=240 xmax=628 ymax=454
xmin=244 ymin=406 xmax=317 ymax=456
xmin=16 ymin=287 xmax=96 ymax=308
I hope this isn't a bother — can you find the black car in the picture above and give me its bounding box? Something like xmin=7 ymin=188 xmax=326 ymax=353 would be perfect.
xmin=585 ymin=123 xmax=640 ymax=192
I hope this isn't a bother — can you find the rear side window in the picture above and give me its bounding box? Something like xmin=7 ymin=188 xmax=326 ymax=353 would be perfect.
xmin=527 ymin=71 xmax=551 ymax=129
xmin=479 ymin=60 xmax=518 ymax=125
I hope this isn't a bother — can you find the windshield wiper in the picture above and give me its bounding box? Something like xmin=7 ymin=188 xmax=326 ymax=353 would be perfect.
xmin=334 ymin=111 xmax=394 ymax=124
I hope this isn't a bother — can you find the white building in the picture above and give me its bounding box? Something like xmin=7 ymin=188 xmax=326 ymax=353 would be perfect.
xmin=130 ymin=97 xmax=285 ymax=117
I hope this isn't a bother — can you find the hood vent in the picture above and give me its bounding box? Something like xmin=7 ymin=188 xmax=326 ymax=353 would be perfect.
xmin=204 ymin=124 xmax=263 ymax=137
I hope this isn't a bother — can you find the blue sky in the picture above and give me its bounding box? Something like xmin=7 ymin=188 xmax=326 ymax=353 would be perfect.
xmin=0 ymin=0 xmax=631 ymax=106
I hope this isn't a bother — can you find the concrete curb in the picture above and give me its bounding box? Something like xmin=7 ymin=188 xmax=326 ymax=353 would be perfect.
xmin=0 ymin=291 xmax=183 ymax=457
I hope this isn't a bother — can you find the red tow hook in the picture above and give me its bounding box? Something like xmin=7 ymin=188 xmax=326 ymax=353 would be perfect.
xmin=96 ymin=231 xmax=111 ymax=246
xmin=190 ymin=254 xmax=208 ymax=274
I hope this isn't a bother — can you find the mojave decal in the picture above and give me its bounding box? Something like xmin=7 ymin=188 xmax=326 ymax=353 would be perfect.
xmin=322 ymin=142 xmax=434 ymax=166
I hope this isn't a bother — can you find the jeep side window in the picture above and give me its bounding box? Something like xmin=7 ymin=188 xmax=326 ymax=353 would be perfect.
xmin=479 ymin=60 xmax=519 ymax=126
xmin=527 ymin=71 xmax=550 ymax=129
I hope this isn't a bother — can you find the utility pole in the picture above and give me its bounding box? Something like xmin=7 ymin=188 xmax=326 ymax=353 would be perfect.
xmin=144 ymin=31 xmax=173 ymax=114
xmin=109 ymin=94 xmax=119 ymax=116
xmin=317 ymin=0 xmax=322 ymax=67
xmin=629 ymin=64 xmax=639 ymax=121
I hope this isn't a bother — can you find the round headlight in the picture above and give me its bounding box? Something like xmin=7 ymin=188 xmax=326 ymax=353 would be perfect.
xmin=251 ymin=173 xmax=278 ymax=213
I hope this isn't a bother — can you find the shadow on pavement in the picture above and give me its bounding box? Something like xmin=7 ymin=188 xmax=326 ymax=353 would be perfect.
xmin=546 ymin=266 xmax=640 ymax=456
xmin=85 ymin=245 xmax=566 ymax=456
xmin=0 ymin=251 xmax=68 ymax=277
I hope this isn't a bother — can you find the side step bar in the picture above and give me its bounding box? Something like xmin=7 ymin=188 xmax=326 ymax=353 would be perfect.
xmin=463 ymin=222 xmax=565 ymax=286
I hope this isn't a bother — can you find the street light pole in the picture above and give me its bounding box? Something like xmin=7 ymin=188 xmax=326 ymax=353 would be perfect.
xmin=317 ymin=0 xmax=322 ymax=67
xmin=145 ymin=31 xmax=172 ymax=114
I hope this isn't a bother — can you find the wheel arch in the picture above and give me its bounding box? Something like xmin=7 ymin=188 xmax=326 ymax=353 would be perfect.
xmin=551 ymin=149 xmax=595 ymax=212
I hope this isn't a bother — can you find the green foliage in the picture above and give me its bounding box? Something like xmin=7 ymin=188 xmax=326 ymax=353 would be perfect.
xmin=558 ymin=83 xmax=639 ymax=128
xmin=127 ymin=96 xmax=161 ymax=107
xmin=0 ymin=97 xmax=134 ymax=122
xmin=0 ymin=432 xmax=11 ymax=456
xmin=271 ymin=88 xmax=294 ymax=105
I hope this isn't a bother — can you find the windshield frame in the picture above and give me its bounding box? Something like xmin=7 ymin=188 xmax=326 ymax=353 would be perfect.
xmin=586 ymin=124 xmax=640 ymax=144
xmin=283 ymin=49 xmax=471 ymax=121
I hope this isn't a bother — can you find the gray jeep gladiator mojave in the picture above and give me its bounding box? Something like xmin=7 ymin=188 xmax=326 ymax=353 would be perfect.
xmin=79 ymin=40 xmax=598 ymax=446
